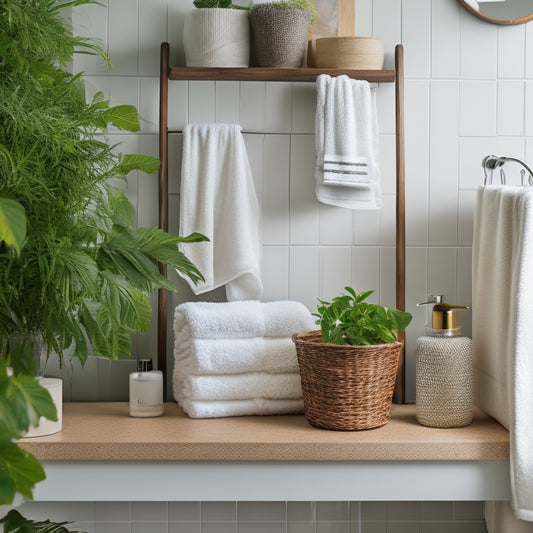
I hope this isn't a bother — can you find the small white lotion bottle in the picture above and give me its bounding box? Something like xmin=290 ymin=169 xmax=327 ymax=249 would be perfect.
xmin=129 ymin=358 xmax=164 ymax=417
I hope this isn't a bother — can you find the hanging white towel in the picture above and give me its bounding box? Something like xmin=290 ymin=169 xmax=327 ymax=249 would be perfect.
xmin=315 ymin=74 xmax=381 ymax=210
xmin=178 ymin=123 xmax=262 ymax=301
xmin=174 ymin=336 xmax=300 ymax=375
xmin=173 ymin=300 xmax=316 ymax=340
xmin=179 ymin=398 xmax=304 ymax=419
xmin=472 ymin=185 xmax=533 ymax=522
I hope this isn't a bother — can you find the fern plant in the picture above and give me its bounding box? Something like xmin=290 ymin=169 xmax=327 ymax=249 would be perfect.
xmin=0 ymin=0 xmax=206 ymax=505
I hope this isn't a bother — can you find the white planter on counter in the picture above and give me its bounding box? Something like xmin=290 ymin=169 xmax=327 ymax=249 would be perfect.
xmin=183 ymin=8 xmax=250 ymax=67
xmin=24 ymin=377 xmax=63 ymax=437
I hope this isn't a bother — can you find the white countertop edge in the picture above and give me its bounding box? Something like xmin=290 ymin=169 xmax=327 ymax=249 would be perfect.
xmin=31 ymin=460 xmax=511 ymax=502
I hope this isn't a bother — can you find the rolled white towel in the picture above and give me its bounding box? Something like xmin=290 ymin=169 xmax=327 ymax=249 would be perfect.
xmin=179 ymin=398 xmax=304 ymax=419
xmin=174 ymin=336 xmax=300 ymax=375
xmin=174 ymin=371 xmax=303 ymax=402
xmin=173 ymin=300 xmax=316 ymax=340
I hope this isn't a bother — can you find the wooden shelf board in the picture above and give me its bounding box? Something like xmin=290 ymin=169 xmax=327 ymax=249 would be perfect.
xmin=168 ymin=66 xmax=396 ymax=83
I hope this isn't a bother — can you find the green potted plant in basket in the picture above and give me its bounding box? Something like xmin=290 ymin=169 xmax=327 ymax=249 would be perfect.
xmin=0 ymin=0 xmax=206 ymax=506
xmin=183 ymin=0 xmax=250 ymax=67
xmin=250 ymin=0 xmax=317 ymax=67
xmin=292 ymin=287 xmax=412 ymax=431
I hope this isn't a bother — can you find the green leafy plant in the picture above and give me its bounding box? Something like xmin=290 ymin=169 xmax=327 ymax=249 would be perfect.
xmin=0 ymin=0 xmax=207 ymax=505
xmin=252 ymin=0 xmax=317 ymax=25
xmin=193 ymin=0 xmax=248 ymax=9
xmin=315 ymin=287 xmax=412 ymax=346
xmin=0 ymin=510 xmax=85 ymax=533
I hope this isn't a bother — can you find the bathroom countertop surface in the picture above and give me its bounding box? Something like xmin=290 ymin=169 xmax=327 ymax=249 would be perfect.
xmin=18 ymin=402 xmax=509 ymax=462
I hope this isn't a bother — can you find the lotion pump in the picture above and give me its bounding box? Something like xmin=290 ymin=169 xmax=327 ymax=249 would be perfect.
xmin=415 ymin=295 xmax=473 ymax=428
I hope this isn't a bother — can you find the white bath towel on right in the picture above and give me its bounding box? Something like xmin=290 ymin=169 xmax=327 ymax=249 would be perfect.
xmin=473 ymin=185 xmax=533 ymax=522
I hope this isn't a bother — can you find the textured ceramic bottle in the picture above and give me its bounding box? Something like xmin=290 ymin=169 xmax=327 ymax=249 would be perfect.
xmin=129 ymin=358 xmax=164 ymax=418
xmin=415 ymin=295 xmax=473 ymax=428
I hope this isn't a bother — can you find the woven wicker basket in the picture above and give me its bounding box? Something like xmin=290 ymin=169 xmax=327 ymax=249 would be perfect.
xmin=292 ymin=330 xmax=402 ymax=431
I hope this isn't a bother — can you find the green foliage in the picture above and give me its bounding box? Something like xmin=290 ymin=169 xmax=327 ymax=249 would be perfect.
xmin=0 ymin=0 xmax=207 ymax=506
xmin=0 ymin=360 xmax=55 ymax=503
xmin=315 ymin=287 xmax=412 ymax=346
xmin=0 ymin=198 xmax=26 ymax=255
xmin=0 ymin=510 xmax=86 ymax=533
xmin=193 ymin=0 xmax=248 ymax=9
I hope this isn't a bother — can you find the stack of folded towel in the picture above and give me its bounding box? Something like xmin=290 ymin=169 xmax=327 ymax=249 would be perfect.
xmin=173 ymin=300 xmax=316 ymax=418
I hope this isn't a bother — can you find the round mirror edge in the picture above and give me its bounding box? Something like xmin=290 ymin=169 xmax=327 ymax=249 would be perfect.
xmin=458 ymin=0 xmax=533 ymax=25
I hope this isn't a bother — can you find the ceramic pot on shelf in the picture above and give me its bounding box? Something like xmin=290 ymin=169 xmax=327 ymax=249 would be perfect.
xmin=183 ymin=8 xmax=250 ymax=67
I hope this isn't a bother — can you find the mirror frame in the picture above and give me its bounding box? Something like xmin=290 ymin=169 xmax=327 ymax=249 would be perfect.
xmin=458 ymin=0 xmax=533 ymax=25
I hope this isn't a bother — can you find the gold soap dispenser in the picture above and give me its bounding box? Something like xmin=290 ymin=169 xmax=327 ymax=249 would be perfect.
xmin=415 ymin=295 xmax=473 ymax=428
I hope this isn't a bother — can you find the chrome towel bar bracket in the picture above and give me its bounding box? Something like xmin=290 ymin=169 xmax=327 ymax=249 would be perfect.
xmin=482 ymin=155 xmax=533 ymax=186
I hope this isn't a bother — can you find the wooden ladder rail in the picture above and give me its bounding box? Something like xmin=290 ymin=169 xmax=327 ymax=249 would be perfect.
xmin=157 ymin=42 xmax=406 ymax=402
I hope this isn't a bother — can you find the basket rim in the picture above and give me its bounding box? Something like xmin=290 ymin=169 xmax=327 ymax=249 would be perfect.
xmin=291 ymin=330 xmax=402 ymax=350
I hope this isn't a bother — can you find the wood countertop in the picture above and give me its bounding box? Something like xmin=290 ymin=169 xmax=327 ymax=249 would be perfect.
xmin=18 ymin=402 xmax=509 ymax=462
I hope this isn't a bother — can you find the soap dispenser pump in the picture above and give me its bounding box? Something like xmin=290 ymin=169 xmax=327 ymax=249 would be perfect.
xmin=415 ymin=295 xmax=473 ymax=428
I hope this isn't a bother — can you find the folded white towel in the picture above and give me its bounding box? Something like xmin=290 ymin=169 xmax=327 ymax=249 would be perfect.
xmin=178 ymin=123 xmax=262 ymax=301
xmin=473 ymin=185 xmax=533 ymax=522
xmin=315 ymin=74 xmax=381 ymax=210
xmin=173 ymin=300 xmax=316 ymax=340
xmin=179 ymin=398 xmax=304 ymax=419
xmin=174 ymin=371 xmax=303 ymax=402
xmin=174 ymin=336 xmax=300 ymax=375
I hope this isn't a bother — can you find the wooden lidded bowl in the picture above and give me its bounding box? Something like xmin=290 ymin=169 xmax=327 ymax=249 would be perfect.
xmin=315 ymin=37 xmax=384 ymax=70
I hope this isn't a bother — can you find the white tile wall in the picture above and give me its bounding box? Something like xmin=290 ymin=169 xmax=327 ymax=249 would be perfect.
xmin=11 ymin=500 xmax=488 ymax=533
xmin=28 ymin=0 xmax=532 ymax=528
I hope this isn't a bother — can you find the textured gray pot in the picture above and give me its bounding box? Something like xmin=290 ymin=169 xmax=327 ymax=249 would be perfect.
xmin=250 ymin=4 xmax=312 ymax=67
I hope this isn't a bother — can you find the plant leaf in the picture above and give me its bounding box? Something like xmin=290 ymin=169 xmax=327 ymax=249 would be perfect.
xmin=0 ymin=197 xmax=27 ymax=255
xmin=0 ymin=368 xmax=58 ymax=436
xmin=0 ymin=441 xmax=46 ymax=503
xmin=101 ymin=105 xmax=141 ymax=132
xmin=0 ymin=509 xmax=86 ymax=533
xmin=113 ymin=153 xmax=160 ymax=176
xmin=315 ymin=287 xmax=412 ymax=345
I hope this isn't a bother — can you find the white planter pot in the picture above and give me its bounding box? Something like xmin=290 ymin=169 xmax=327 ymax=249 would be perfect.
xmin=24 ymin=377 xmax=63 ymax=437
xmin=183 ymin=8 xmax=250 ymax=68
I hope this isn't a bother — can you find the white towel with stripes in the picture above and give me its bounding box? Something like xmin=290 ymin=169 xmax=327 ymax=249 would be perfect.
xmin=315 ymin=74 xmax=381 ymax=210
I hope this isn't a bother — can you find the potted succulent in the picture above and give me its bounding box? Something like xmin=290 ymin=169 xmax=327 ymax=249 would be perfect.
xmin=183 ymin=0 xmax=251 ymax=67
xmin=292 ymin=287 xmax=412 ymax=431
xmin=0 ymin=0 xmax=206 ymax=505
xmin=250 ymin=0 xmax=317 ymax=67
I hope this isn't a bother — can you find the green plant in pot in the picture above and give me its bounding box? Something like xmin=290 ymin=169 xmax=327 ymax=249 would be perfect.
xmin=0 ymin=0 xmax=206 ymax=506
xmin=292 ymin=287 xmax=412 ymax=431
xmin=184 ymin=0 xmax=251 ymax=67
xmin=250 ymin=0 xmax=317 ymax=67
